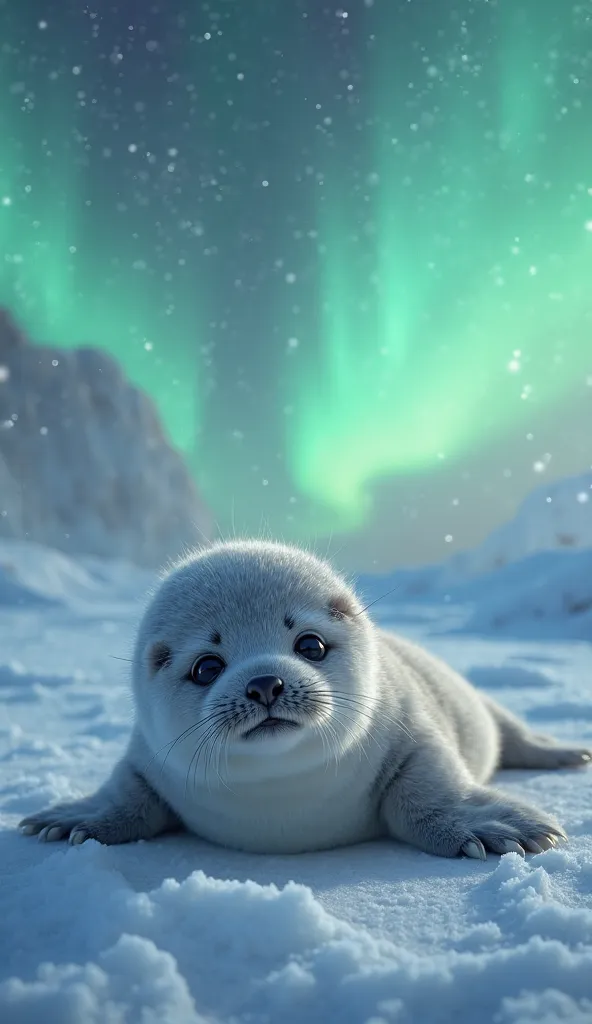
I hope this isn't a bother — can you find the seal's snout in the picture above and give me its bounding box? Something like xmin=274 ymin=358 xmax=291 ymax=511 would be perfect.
xmin=246 ymin=675 xmax=285 ymax=707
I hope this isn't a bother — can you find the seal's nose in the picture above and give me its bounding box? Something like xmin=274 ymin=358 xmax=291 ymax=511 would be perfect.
xmin=245 ymin=675 xmax=284 ymax=706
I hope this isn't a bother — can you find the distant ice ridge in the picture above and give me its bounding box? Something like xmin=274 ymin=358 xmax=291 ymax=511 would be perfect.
xmin=450 ymin=469 xmax=592 ymax=579
xmin=357 ymin=470 xmax=592 ymax=640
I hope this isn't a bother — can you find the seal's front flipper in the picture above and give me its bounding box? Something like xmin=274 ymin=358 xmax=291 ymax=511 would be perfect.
xmin=19 ymin=759 xmax=180 ymax=846
xmin=380 ymin=744 xmax=566 ymax=859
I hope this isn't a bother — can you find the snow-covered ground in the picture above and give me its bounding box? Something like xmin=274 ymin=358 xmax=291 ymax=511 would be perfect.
xmin=0 ymin=540 xmax=591 ymax=1023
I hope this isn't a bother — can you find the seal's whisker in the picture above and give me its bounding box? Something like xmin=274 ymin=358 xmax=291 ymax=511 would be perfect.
xmin=206 ymin=720 xmax=233 ymax=793
xmin=314 ymin=691 xmax=417 ymax=745
xmin=353 ymin=582 xmax=404 ymax=616
xmin=143 ymin=706 xmax=236 ymax=777
xmin=142 ymin=723 xmax=201 ymax=776
xmin=160 ymin=708 xmax=235 ymax=779
xmin=185 ymin=717 xmax=227 ymax=799
xmin=317 ymin=719 xmax=343 ymax=769
xmin=317 ymin=705 xmax=378 ymax=765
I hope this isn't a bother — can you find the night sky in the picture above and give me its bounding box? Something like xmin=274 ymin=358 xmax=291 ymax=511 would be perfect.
xmin=1 ymin=1 xmax=591 ymax=569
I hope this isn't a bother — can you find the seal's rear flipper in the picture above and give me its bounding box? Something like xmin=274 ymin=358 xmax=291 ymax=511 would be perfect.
xmin=482 ymin=694 xmax=592 ymax=770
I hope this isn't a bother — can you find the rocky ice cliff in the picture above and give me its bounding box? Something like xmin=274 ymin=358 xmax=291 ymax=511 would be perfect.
xmin=0 ymin=309 xmax=210 ymax=568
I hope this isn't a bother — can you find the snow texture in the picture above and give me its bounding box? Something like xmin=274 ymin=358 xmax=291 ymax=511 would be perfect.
xmin=0 ymin=538 xmax=591 ymax=1023
xmin=0 ymin=308 xmax=211 ymax=568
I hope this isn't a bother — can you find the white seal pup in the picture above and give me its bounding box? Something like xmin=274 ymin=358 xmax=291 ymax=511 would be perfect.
xmin=20 ymin=540 xmax=591 ymax=858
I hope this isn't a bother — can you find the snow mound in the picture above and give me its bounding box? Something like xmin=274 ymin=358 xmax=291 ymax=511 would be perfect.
xmin=356 ymin=467 xmax=592 ymax=640
xmin=1 ymin=848 xmax=592 ymax=1024
xmin=451 ymin=470 xmax=592 ymax=579
xmin=360 ymin=549 xmax=592 ymax=641
xmin=0 ymin=538 xmax=152 ymax=611
xmin=461 ymin=550 xmax=592 ymax=639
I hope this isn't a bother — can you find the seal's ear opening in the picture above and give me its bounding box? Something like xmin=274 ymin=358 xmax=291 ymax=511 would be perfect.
xmin=328 ymin=593 xmax=357 ymax=620
xmin=148 ymin=641 xmax=173 ymax=675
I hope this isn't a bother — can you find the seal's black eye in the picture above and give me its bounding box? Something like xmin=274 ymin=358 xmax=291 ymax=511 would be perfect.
xmin=190 ymin=654 xmax=225 ymax=686
xmin=294 ymin=633 xmax=327 ymax=661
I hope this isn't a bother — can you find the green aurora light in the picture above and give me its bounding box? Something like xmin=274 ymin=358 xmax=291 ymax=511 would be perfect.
xmin=0 ymin=1 xmax=591 ymax=543
xmin=287 ymin=0 xmax=592 ymax=530
xmin=0 ymin=4 xmax=203 ymax=452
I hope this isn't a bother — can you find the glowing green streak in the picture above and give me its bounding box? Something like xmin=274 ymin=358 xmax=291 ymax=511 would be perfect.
xmin=288 ymin=0 xmax=592 ymax=525
xmin=499 ymin=6 xmax=546 ymax=157
xmin=0 ymin=58 xmax=201 ymax=455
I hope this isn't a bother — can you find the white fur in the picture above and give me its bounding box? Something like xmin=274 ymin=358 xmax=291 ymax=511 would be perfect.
xmin=19 ymin=540 xmax=591 ymax=857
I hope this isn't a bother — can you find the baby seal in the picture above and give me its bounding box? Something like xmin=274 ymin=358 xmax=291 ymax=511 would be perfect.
xmin=20 ymin=540 xmax=591 ymax=858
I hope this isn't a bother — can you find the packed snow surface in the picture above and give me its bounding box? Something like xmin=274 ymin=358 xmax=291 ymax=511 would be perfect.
xmin=0 ymin=540 xmax=591 ymax=1023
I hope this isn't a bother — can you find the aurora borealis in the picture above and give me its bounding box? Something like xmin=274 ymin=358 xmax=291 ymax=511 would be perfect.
xmin=1 ymin=1 xmax=591 ymax=563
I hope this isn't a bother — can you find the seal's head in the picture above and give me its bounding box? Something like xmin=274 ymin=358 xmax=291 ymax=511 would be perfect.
xmin=133 ymin=540 xmax=379 ymax=782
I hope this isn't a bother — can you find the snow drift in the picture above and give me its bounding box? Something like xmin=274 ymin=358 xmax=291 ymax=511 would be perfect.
xmin=359 ymin=470 xmax=592 ymax=640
